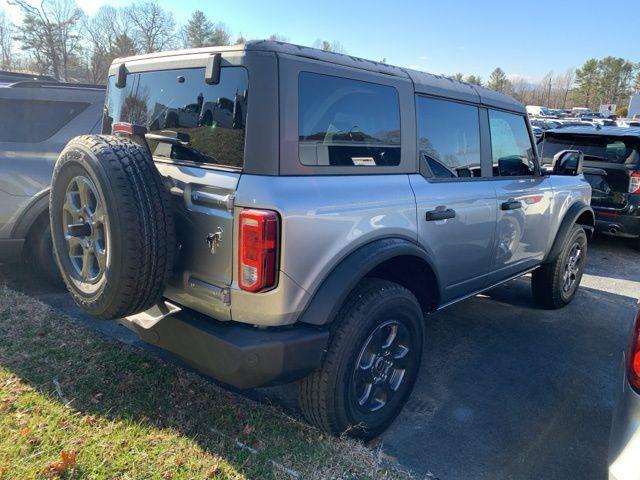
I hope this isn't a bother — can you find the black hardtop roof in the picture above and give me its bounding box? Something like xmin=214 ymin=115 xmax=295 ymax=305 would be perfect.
xmin=545 ymin=125 xmax=640 ymax=139
xmin=112 ymin=40 xmax=524 ymax=113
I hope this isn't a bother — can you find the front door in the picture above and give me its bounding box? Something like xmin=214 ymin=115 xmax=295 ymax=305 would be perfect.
xmin=411 ymin=96 xmax=498 ymax=304
xmin=485 ymin=109 xmax=553 ymax=282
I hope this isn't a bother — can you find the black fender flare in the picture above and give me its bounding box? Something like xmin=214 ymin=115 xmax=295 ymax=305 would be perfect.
xmin=543 ymin=201 xmax=594 ymax=264
xmin=297 ymin=237 xmax=440 ymax=326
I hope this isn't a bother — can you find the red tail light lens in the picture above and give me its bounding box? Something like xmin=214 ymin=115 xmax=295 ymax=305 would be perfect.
xmin=626 ymin=305 xmax=640 ymax=391
xmin=113 ymin=122 xmax=134 ymax=135
xmin=238 ymin=209 xmax=279 ymax=292
xmin=629 ymin=172 xmax=640 ymax=195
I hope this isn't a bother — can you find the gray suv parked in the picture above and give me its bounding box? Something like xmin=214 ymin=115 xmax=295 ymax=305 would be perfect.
xmin=48 ymin=41 xmax=594 ymax=439
xmin=0 ymin=71 xmax=105 ymax=280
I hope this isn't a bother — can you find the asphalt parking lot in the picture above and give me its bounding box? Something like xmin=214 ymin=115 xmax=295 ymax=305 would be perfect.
xmin=1 ymin=234 xmax=638 ymax=480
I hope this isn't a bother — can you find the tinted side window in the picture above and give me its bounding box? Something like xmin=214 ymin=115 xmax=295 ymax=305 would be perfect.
xmin=416 ymin=96 xmax=481 ymax=179
xmin=488 ymin=110 xmax=537 ymax=176
xmin=0 ymin=99 xmax=88 ymax=143
xmin=298 ymin=72 xmax=400 ymax=166
xmin=105 ymin=67 xmax=248 ymax=169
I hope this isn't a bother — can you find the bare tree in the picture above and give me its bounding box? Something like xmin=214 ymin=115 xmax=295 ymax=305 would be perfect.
xmin=268 ymin=33 xmax=289 ymax=42
xmin=313 ymin=39 xmax=345 ymax=53
xmin=126 ymin=1 xmax=176 ymax=54
xmin=11 ymin=0 xmax=83 ymax=80
xmin=0 ymin=10 xmax=15 ymax=69
xmin=559 ymin=68 xmax=575 ymax=108
xmin=83 ymin=5 xmax=137 ymax=83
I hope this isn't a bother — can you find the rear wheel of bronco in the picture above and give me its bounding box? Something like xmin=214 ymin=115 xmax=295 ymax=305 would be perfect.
xmin=49 ymin=135 xmax=175 ymax=320
xmin=299 ymin=279 xmax=424 ymax=440
xmin=531 ymin=224 xmax=587 ymax=309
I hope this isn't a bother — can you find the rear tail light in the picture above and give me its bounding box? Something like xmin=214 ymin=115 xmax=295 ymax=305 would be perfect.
xmin=113 ymin=122 xmax=134 ymax=135
xmin=238 ymin=209 xmax=279 ymax=292
xmin=629 ymin=172 xmax=640 ymax=194
xmin=626 ymin=305 xmax=640 ymax=391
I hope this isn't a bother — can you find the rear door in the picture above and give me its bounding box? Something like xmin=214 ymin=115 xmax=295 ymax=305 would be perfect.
xmin=540 ymin=132 xmax=640 ymax=212
xmin=410 ymin=96 xmax=498 ymax=303
xmin=104 ymin=64 xmax=249 ymax=320
xmin=485 ymin=109 xmax=554 ymax=281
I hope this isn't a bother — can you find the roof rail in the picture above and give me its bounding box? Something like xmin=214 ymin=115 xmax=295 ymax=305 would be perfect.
xmin=0 ymin=70 xmax=58 ymax=82
xmin=7 ymin=80 xmax=106 ymax=90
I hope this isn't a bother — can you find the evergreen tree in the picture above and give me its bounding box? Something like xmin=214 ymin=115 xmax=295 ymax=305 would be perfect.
xmin=487 ymin=68 xmax=511 ymax=93
xmin=183 ymin=10 xmax=214 ymax=48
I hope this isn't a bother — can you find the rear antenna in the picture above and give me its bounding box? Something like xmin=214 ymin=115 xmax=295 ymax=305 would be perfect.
xmin=115 ymin=63 xmax=127 ymax=89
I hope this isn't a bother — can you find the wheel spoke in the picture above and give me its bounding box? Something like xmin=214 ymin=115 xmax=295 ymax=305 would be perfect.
xmin=80 ymin=248 xmax=91 ymax=280
xmin=357 ymin=382 xmax=373 ymax=406
xmin=382 ymin=324 xmax=398 ymax=349
xmin=94 ymin=244 xmax=106 ymax=270
xmin=77 ymin=179 xmax=91 ymax=211
xmin=358 ymin=351 xmax=376 ymax=370
xmin=388 ymin=368 xmax=406 ymax=392
xmin=392 ymin=344 xmax=410 ymax=362
xmin=369 ymin=384 xmax=387 ymax=411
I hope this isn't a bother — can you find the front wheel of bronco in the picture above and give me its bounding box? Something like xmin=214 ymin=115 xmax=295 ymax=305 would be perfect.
xmin=299 ymin=279 xmax=424 ymax=440
xmin=531 ymin=224 xmax=587 ymax=309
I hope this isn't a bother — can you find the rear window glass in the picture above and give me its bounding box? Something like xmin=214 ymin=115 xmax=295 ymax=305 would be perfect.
xmin=0 ymin=99 xmax=88 ymax=143
xmin=105 ymin=67 xmax=248 ymax=169
xmin=298 ymin=72 xmax=400 ymax=166
xmin=540 ymin=135 xmax=637 ymax=164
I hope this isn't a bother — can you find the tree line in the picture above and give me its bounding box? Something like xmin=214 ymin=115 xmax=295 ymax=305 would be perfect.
xmin=2 ymin=0 xmax=638 ymax=113
xmin=0 ymin=0 xmax=344 ymax=84
xmin=450 ymin=59 xmax=640 ymax=114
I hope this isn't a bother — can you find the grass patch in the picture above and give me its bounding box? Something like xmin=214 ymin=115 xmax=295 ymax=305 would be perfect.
xmin=0 ymin=285 xmax=417 ymax=480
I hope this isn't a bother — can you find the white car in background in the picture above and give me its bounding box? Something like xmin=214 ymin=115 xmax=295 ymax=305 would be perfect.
xmin=618 ymin=119 xmax=640 ymax=128
xmin=609 ymin=302 xmax=640 ymax=480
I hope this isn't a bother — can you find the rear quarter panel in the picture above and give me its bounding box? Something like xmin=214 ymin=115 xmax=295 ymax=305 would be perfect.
xmin=546 ymin=174 xmax=592 ymax=252
xmin=231 ymin=174 xmax=418 ymax=324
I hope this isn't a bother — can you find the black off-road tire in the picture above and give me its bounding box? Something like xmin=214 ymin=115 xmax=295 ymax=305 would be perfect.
xmin=299 ymin=278 xmax=424 ymax=440
xmin=24 ymin=213 xmax=65 ymax=288
xmin=49 ymin=135 xmax=175 ymax=320
xmin=532 ymin=224 xmax=587 ymax=309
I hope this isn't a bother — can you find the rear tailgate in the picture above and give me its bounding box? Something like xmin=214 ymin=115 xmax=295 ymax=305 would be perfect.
xmin=541 ymin=131 xmax=640 ymax=211
xmin=104 ymin=64 xmax=250 ymax=320
xmin=157 ymin=163 xmax=238 ymax=320
xmin=583 ymin=162 xmax=636 ymax=210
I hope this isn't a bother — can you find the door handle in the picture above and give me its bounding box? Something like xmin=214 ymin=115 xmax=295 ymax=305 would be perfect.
xmin=501 ymin=199 xmax=522 ymax=211
xmin=426 ymin=208 xmax=456 ymax=221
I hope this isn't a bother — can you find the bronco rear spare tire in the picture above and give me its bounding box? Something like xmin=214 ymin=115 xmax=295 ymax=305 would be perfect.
xmin=49 ymin=135 xmax=175 ymax=320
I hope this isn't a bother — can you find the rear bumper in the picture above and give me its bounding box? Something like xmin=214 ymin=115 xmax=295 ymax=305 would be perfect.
xmin=608 ymin=356 xmax=640 ymax=480
xmin=0 ymin=238 xmax=24 ymax=263
xmin=121 ymin=308 xmax=329 ymax=389
xmin=594 ymin=207 xmax=640 ymax=238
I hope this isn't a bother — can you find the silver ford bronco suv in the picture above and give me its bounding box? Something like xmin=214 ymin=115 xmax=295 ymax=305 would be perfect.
xmin=48 ymin=41 xmax=594 ymax=439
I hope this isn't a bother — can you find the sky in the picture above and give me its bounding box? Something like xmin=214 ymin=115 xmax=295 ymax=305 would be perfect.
xmin=2 ymin=0 xmax=639 ymax=82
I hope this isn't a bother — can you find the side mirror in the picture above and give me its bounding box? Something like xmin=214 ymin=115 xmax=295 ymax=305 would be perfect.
xmin=552 ymin=150 xmax=584 ymax=176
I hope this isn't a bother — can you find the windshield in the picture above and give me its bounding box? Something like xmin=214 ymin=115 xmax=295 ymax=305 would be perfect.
xmin=540 ymin=134 xmax=638 ymax=164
